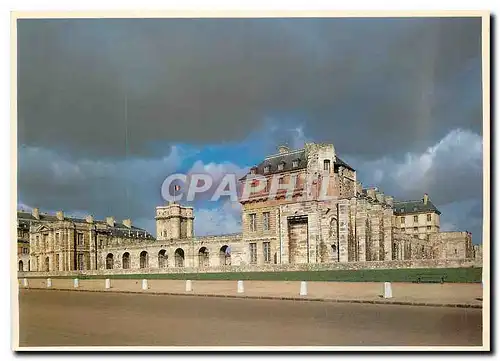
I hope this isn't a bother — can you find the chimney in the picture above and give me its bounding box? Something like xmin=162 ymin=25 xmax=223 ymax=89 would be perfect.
xmin=32 ymin=207 xmax=40 ymax=220
xmin=385 ymin=196 xmax=394 ymax=207
xmin=85 ymin=215 xmax=94 ymax=224
xmin=123 ymin=219 xmax=132 ymax=228
xmin=106 ymin=216 xmax=115 ymax=227
xmin=423 ymin=193 xmax=429 ymax=205
xmin=278 ymin=145 xmax=290 ymax=154
xmin=56 ymin=210 xmax=64 ymax=221
xmin=356 ymin=181 xmax=363 ymax=195
xmin=366 ymin=188 xmax=376 ymax=200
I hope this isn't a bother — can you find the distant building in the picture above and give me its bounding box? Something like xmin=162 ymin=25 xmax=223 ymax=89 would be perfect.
xmin=17 ymin=142 xmax=478 ymax=273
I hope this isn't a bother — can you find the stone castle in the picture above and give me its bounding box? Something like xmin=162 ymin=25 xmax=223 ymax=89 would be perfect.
xmin=17 ymin=142 xmax=481 ymax=273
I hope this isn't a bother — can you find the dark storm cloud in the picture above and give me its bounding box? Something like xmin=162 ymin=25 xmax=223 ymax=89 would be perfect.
xmin=16 ymin=17 xmax=484 ymax=239
xmin=18 ymin=17 xmax=482 ymax=159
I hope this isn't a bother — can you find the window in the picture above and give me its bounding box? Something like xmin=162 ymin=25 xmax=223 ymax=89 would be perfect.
xmin=55 ymin=254 xmax=60 ymax=271
xmin=413 ymin=215 xmax=418 ymax=222
xmin=279 ymin=176 xmax=284 ymax=185
xmin=250 ymin=243 xmax=257 ymax=264
xmin=278 ymin=162 xmax=284 ymax=171
xmin=55 ymin=233 xmax=60 ymax=243
xmin=427 ymin=226 xmax=431 ymax=231
xmin=263 ymin=212 xmax=270 ymax=231
xmin=324 ymin=160 xmax=331 ymax=171
xmin=77 ymin=233 xmax=84 ymax=246
xmin=249 ymin=214 xmax=257 ymax=232
xmin=292 ymin=160 xmax=299 ymax=168
xmin=427 ymin=214 xmax=432 ymax=222
xmin=36 ymin=235 xmax=39 ymax=247
xmin=401 ymin=227 xmax=405 ymax=232
xmin=77 ymin=254 xmax=84 ymax=271
xmin=264 ymin=165 xmax=270 ymax=173
xmin=413 ymin=227 xmax=418 ymax=232
xmin=401 ymin=216 xmax=405 ymax=224
xmin=250 ymin=168 xmax=256 ymax=175
xmin=263 ymin=242 xmax=271 ymax=263
xmin=400 ymin=208 xmax=404 ymax=213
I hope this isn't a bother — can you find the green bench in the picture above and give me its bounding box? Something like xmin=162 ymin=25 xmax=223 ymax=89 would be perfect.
xmin=414 ymin=274 xmax=446 ymax=284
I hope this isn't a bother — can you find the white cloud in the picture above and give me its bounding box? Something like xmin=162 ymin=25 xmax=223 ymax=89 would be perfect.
xmin=350 ymin=128 xmax=482 ymax=204
xmin=194 ymin=200 xmax=242 ymax=236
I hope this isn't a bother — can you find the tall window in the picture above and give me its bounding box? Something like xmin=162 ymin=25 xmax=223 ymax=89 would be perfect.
xmin=122 ymin=253 xmax=130 ymax=269
xmin=77 ymin=233 xmax=84 ymax=246
xmin=413 ymin=227 xmax=418 ymax=232
xmin=263 ymin=212 xmax=270 ymax=231
xmin=278 ymin=162 xmax=284 ymax=171
xmin=292 ymin=160 xmax=299 ymax=168
xmin=427 ymin=214 xmax=432 ymax=222
xmin=55 ymin=254 xmax=60 ymax=271
xmin=401 ymin=216 xmax=405 ymax=224
xmin=264 ymin=165 xmax=270 ymax=173
xmin=413 ymin=215 xmax=418 ymax=222
xmin=55 ymin=233 xmax=60 ymax=244
xmin=250 ymin=243 xmax=257 ymax=264
xmin=324 ymin=160 xmax=331 ymax=171
xmin=77 ymin=254 xmax=84 ymax=270
xmin=427 ymin=226 xmax=431 ymax=230
xmin=249 ymin=214 xmax=257 ymax=232
xmin=263 ymin=242 xmax=271 ymax=263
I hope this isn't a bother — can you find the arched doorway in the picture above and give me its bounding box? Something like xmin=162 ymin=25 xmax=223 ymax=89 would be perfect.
xmin=198 ymin=247 xmax=209 ymax=268
xmin=122 ymin=252 xmax=130 ymax=269
xmin=18 ymin=260 xmax=23 ymax=272
xmin=219 ymin=245 xmax=231 ymax=266
xmin=174 ymin=248 xmax=184 ymax=267
xmin=158 ymin=250 xmax=167 ymax=268
xmin=106 ymin=253 xmax=114 ymax=269
xmin=140 ymin=251 xmax=149 ymax=269
xmin=44 ymin=257 xmax=50 ymax=272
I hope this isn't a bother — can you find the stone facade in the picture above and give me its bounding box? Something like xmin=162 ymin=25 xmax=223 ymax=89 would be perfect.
xmin=17 ymin=141 xmax=480 ymax=273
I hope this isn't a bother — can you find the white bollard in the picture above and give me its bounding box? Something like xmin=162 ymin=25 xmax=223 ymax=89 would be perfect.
xmin=299 ymin=281 xmax=308 ymax=296
xmin=74 ymin=278 xmax=79 ymax=288
xmin=237 ymin=280 xmax=244 ymax=294
xmin=46 ymin=278 xmax=52 ymax=288
xmin=142 ymin=279 xmax=148 ymax=290
xmin=185 ymin=280 xmax=192 ymax=292
xmin=384 ymin=282 xmax=393 ymax=299
xmin=105 ymin=279 xmax=111 ymax=289
xmin=23 ymin=278 xmax=28 ymax=288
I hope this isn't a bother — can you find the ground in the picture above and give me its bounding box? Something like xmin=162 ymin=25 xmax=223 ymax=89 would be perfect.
xmin=18 ymin=290 xmax=482 ymax=347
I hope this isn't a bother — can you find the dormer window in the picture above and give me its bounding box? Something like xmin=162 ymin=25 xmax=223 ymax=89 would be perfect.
xmin=324 ymin=159 xmax=331 ymax=171
xmin=264 ymin=165 xmax=270 ymax=173
xmin=250 ymin=167 xmax=257 ymax=175
xmin=278 ymin=161 xmax=285 ymax=171
xmin=292 ymin=159 xmax=299 ymax=168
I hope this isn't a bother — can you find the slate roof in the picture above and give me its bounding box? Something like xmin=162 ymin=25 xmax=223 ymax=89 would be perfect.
xmin=17 ymin=211 xmax=155 ymax=239
xmin=392 ymin=200 xmax=441 ymax=215
xmin=240 ymin=149 xmax=354 ymax=180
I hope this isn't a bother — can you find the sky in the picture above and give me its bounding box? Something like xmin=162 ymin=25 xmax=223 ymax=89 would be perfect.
xmin=16 ymin=17 xmax=483 ymax=243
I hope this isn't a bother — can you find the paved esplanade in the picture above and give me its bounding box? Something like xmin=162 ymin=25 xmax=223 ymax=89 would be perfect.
xmin=18 ymin=290 xmax=482 ymax=347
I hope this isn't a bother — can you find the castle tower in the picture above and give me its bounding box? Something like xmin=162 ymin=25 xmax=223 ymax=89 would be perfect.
xmin=155 ymin=202 xmax=194 ymax=241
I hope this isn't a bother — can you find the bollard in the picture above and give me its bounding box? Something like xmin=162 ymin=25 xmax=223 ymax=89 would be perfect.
xmin=186 ymin=280 xmax=192 ymax=292
xmin=105 ymin=279 xmax=111 ymax=289
xmin=23 ymin=278 xmax=28 ymax=288
xmin=142 ymin=279 xmax=148 ymax=290
xmin=384 ymin=282 xmax=393 ymax=299
xmin=237 ymin=280 xmax=244 ymax=294
xmin=74 ymin=278 xmax=79 ymax=288
xmin=46 ymin=278 xmax=52 ymax=288
xmin=299 ymin=281 xmax=308 ymax=296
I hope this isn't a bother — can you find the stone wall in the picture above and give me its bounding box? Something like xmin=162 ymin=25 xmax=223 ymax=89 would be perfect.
xmin=18 ymin=258 xmax=481 ymax=279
